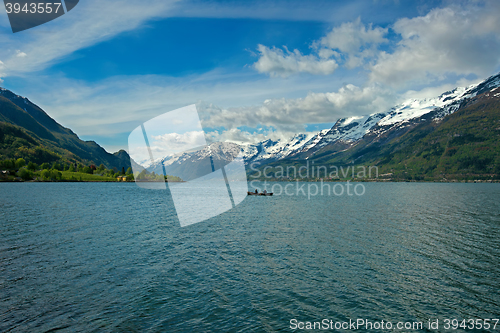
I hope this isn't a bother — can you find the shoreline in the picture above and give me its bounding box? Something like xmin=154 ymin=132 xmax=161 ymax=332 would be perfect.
xmin=0 ymin=180 xmax=186 ymax=183
xmin=1 ymin=179 xmax=498 ymax=184
xmin=248 ymin=179 xmax=500 ymax=183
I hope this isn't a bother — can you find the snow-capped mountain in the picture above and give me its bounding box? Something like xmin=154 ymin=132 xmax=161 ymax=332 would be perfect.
xmin=241 ymin=133 xmax=314 ymax=164
xmin=294 ymin=113 xmax=389 ymax=158
xmin=143 ymin=72 xmax=500 ymax=179
xmin=242 ymin=72 xmax=500 ymax=163
xmin=146 ymin=142 xmax=241 ymax=181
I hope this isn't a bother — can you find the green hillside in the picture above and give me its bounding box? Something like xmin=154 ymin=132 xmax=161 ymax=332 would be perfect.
xmin=252 ymin=92 xmax=500 ymax=182
xmin=368 ymin=93 xmax=500 ymax=180
xmin=0 ymin=89 xmax=132 ymax=169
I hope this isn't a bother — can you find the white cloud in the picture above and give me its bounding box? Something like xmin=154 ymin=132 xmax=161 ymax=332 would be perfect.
xmin=150 ymin=130 xmax=206 ymax=156
xmin=402 ymin=76 xmax=484 ymax=101
xmin=317 ymin=48 xmax=337 ymax=59
xmin=205 ymin=127 xmax=314 ymax=146
xmin=253 ymin=17 xmax=388 ymax=77
xmin=16 ymin=69 xmax=348 ymax=139
xmin=252 ymin=1 xmax=500 ymax=84
xmin=0 ymin=0 xmax=383 ymax=79
xmin=253 ymin=44 xmax=338 ymax=77
xmin=201 ymin=83 xmax=396 ymax=131
xmin=10 ymin=69 xmax=396 ymax=152
xmin=370 ymin=1 xmax=500 ymax=87
xmin=320 ymin=18 xmax=387 ymax=53
xmin=200 ymin=83 xmax=397 ymax=144
xmin=3 ymin=0 xmax=499 ymax=152
xmin=0 ymin=0 xmax=179 ymax=76
xmin=0 ymin=60 xmax=4 ymax=83
xmin=206 ymin=128 xmax=270 ymax=144
xmin=319 ymin=17 xmax=388 ymax=68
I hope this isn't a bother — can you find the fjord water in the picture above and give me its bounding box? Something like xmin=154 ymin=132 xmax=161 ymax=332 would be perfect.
xmin=1 ymin=182 xmax=499 ymax=332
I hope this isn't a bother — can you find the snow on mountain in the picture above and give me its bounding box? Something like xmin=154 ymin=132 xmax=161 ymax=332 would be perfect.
xmin=144 ymin=133 xmax=314 ymax=173
xmin=190 ymin=141 xmax=242 ymax=162
xmin=378 ymin=86 xmax=475 ymax=127
xmin=143 ymin=72 xmax=500 ymax=170
xmin=137 ymin=157 xmax=156 ymax=169
xmin=242 ymin=86 xmax=471 ymax=162
xmin=241 ymin=133 xmax=314 ymax=164
xmin=431 ymin=74 xmax=500 ymax=119
xmin=245 ymin=72 xmax=500 ymax=162
xmin=299 ymin=129 xmax=330 ymax=152
xmin=144 ymin=142 xmax=242 ymax=180
xmin=296 ymin=113 xmax=388 ymax=155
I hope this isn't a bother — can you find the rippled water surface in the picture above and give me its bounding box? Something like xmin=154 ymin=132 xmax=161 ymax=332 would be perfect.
xmin=1 ymin=182 xmax=499 ymax=332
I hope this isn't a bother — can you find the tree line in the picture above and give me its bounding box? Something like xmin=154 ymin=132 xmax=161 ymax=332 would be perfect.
xmin=0 ymin=158 xmax=133 ymax=181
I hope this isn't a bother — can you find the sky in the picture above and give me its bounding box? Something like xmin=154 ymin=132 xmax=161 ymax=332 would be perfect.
xmin=0 ymin=0 xmax=499 ymax=153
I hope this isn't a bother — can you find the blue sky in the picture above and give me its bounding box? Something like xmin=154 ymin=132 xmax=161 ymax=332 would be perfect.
xmin=1 ymin=0 xmax=499 ymax=152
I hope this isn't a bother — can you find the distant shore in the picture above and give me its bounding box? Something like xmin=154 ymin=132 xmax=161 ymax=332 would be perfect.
xmin=248 ymin=178 xmax=500 ymax=183
xmin=1 ymin=178 xmax=498 ymax=184
xmin=0 ymin=170 xmax=185 ymax=183
xmin=0 ymin=178 xmax=186 ymax=183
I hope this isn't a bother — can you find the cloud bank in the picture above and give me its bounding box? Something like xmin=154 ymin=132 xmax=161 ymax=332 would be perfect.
xmin=369 ymin=2 xmax=500 ymax=86
xmin=253 ymin=45 xmax=338 ymax=78
xmin=201 ymin=83 xmax=396 ymax=131
xmin=2 ymin=0 xmax=500 ymax=152
xmin=254 ymin=1 xmax=500 ymax=89
xmin=319 ymin=17 xmax=388 ymax=69
xmin=151 ymin=130 xmax=206 ymax=156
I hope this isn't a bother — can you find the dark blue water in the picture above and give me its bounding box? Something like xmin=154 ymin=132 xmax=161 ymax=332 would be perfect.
xmin=1 ymin=182 xmax=499 ymax=332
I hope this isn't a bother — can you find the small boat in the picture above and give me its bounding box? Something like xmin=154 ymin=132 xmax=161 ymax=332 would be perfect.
xmin=247 ymin=191 xmax=273 ymax=196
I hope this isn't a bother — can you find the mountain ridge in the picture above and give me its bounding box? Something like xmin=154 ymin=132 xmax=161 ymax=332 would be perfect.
xmin=0 ymin=87 xmax=133 ymax=169
xmin=3 ymin=71 xmax=499 ymax=181
xmin=143 ymin=72 xmax=500 ymax=181
xmin=246 ymin=74 xmax=500 ymax=163
xmin=251 ymin=74 xmax=500 ymax=181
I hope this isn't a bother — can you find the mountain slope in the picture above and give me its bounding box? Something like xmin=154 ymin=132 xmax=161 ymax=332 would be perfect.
xmin=366 ymin=90 xmax=500 ymax=180
xmin=243 ymin=72 xmax=500 ymax=165
xmin=254 ymin=82 xmax=500 ymax=181
xmin=241 ymin=133 xmax=314 ymax=164
xmin=146 ymin=142 xmax=241 ymax=181
xmin=144 ymin=72 xmax=500 ymax=181
xmin=0 ymin=87 xmax=132 ymax=169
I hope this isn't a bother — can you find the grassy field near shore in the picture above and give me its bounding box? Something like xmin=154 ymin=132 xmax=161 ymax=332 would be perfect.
xmin=59 ymin=171 xmax=120 ymax=182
